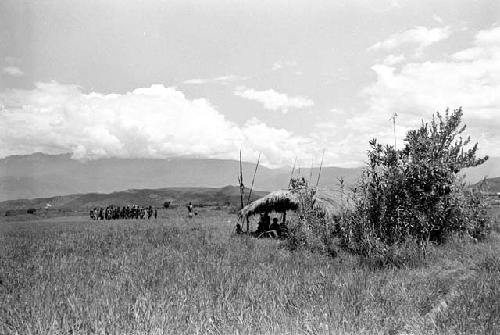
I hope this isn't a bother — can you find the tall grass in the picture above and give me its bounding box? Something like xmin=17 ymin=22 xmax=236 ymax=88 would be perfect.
xmin=1 ymin=209 xmax=499 ymax=334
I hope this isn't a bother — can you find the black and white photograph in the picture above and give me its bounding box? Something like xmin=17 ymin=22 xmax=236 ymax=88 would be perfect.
xmin=1 ymin=0 xmax=499 ymax=334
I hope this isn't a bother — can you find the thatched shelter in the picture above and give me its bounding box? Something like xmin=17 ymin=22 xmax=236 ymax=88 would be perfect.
xmin=239 ymin=190 xmax=300 ymax=221
xmin=239 ymin=187 xmax=341 ymax=223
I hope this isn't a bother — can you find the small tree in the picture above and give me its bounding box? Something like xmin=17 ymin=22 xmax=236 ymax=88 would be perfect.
xmin=339 ymin=108 xmax=490 ymax=258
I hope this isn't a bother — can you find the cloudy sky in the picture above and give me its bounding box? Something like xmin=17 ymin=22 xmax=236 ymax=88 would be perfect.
xmin=0 ymin=0 xmax=499 ymax=167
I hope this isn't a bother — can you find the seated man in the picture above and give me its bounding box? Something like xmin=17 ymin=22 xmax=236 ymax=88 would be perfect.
xmin=262 ymin=212 xmax=271 ymax=232
xmin=255 ymin=213 xmax=265 ymax=236
xmin=270 ymin=217 xmax=280 ymax=234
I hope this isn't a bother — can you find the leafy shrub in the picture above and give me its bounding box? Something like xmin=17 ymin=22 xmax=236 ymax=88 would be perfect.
xmin=285 ymin=178 xmax=338 ymax=256
xmin=27 ymin=208 xmax=37 ymax=214
xmin=339 ymin=108 xmax=490 ymax=259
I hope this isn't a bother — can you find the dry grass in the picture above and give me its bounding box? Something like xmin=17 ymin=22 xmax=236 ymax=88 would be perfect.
xmin=1 ymin=208 xmax=499 ymax=335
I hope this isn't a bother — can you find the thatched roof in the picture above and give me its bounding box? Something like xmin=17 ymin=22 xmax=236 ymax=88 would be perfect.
xmin=240 ymin=187 xmax=342 ymax=221
xmin=239 ymin=190 xmax=299 ymax=220
xmin=312 ymin=188 xmax=342 ymax=220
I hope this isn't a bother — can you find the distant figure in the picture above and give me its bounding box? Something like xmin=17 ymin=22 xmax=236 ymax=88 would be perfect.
xmin=187 ymin=202 xmax=194 ymax=218
xmin=262 ymin=212 xmax=271 ymax=232
xmin=154 ymin=208 xmax=157 ymax=219
xmin=255 ymin=212 xmax=270 ymax=236
xmin=147 ymin=205 xmax=153 ymax=220
xmin=270 ymin=217 xmax=280 ymax=236
xmin=256 ymin=214 xmax=265 ymax=234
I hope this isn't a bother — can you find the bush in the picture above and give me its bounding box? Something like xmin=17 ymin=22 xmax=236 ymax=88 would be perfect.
xmin=285 ymin=178 xmax=338 ymax=257
xmin=27 ymin=208 xmax=36 ymax=214
xmin=339 ymin=108 xmax=490 ymax=259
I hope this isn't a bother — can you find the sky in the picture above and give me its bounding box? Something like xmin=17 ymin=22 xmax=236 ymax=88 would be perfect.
xmin=0 ymin=0 xmax=499 ymax=168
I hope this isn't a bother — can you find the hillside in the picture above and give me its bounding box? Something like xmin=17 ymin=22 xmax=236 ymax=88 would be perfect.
xmin=0 ymin=186 xmax=268 ymax=212
xmin=461 ymin=156 xmax=500 ymax=184
xmin=0 ymin=153 xmax=362 ymax=201
xmin=473 ymin=177 xmax=500 ymax=194
xmin=0 ymin=153 xmax=497 ymax=202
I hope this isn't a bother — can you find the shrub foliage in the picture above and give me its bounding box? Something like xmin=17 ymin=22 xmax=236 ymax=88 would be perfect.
xmin=285 ymin=178 xmax=337 ymax=256
xmin=339 ymin=108 xmax=490 ymax=257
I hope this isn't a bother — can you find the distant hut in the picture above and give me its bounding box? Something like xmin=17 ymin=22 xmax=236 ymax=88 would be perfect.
xmin=240 ymin=190 xmax=300 ymax=222
xmin=239 ymin=186 xmax=342 ymax=233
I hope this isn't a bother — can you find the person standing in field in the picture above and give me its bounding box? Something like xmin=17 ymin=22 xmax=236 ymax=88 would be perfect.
xmin=187 ymin=202 xmax=194 ymax=218
xmin=148 ymin=205 xmax=153 ymax=219
xmin=154 ymin=208 xmax=157 ymax=219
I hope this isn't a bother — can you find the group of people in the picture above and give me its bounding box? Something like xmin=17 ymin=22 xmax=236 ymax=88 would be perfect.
xmin=89 ymin=205 xmax=157 ymax=220
xmin=255 ymin=212 xmax=287 ymax=238
xmin=235 ymin=212 xmax=288 ymax=238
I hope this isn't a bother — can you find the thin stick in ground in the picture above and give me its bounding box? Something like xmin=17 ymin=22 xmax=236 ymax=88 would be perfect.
xmin=247 ymin=152 xmax=261 ymax=205
xmin=315 ymin=149 xmax=325 ymax=187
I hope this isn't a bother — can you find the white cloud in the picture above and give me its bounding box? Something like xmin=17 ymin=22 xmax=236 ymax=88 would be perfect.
xmin=432 ymin=15 xmax=443 ymax=24
xmin=2 ymin=66 xmax=24 ymax=77
xmin=271 ymin=60 xmax=297 ymax=71
xmin=363 ymin=26 xmax=500 ymax=157
xmin=234 ymin=87 xmax=314 ymax=113
xmin=183 ymin=74 xmax=247 ymax=85
xmin=382 ymin=54 xmax=406 ymax=66
xmin=183 ymin=78 xmax=207 ymax=85
xmin=369 ymin=26 xmax=451 ymax=55
xmin=0 ymin=82 xmax=326 ymax=167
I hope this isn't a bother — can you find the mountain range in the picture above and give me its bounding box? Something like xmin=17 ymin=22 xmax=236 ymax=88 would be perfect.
xmin=473 ymin=177 xmax=500 ymax=194
xmin=0 ymin=185 xmax=268 ymax=212
xmin=0 ymin=153 xmax=498 ymax=202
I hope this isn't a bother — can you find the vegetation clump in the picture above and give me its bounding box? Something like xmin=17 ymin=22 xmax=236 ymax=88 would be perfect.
xmin=285 ymin=177 xmax=338 ymax=256
xmin=338 ymin=108 xmax=490 ymax=262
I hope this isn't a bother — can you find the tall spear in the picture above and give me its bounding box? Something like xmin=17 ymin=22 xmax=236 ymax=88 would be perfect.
xmin=288 ymin=157 xmax=297 ymax=189
xmin=238 ymin=150 xmax=244 ymax=210
xmin=247 ymin=152 xmax=261 ymax=204
xmin=315 ymin=149 xmax=325 ymax=187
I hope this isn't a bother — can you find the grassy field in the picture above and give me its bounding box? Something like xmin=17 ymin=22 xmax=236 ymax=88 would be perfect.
xmin=1 ymin=208 xmax=500 ymax=335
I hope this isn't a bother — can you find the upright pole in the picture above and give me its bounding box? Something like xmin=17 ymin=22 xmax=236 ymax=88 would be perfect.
xmin=238 ymin=150 xmax=249 ymax=232
xmin=315 ymin=149 xmax=325 ymax=187
xmin=308 ymin=157 xmax=314 ymax=184
xmin=247 ymin=152 xmax=261 ymax=204
xmin=288 ymin=157 xmax=297 ymax=189
xmin=239 ymin=150 xmax=244 ymax=210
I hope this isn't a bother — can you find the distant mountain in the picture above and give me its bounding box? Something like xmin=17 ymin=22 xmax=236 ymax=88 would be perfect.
xmin=0 ymin=153 xmax=362 ymax=201
xmin=461 ymin=156 xmax=500 ymax=185
xmin=0 ymin=153 xmax=497 ymax=202
xmin=0 ymin=185 xmax=268 ymax=212
xmin=472 ymin=177 xmax=500 ymax=194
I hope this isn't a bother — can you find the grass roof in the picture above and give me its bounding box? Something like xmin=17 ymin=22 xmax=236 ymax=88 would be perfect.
xmin=240 ymin=187 xmax=343 ymax=221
